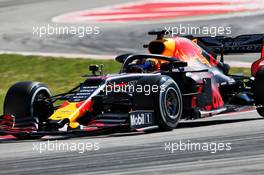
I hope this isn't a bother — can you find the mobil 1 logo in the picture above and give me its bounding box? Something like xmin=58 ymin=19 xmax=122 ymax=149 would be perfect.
xmin=129 ymin=111 xmax=154 ymax=129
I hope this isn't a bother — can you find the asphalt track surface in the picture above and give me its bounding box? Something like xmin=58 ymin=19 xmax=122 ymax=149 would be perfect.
xmin=0 ymin=0 xmax=264 ymax=61
xmin=0 ymin=111 xmax=264 ymax=175
xmin=1 ymin=0 xmax=264 ymax=174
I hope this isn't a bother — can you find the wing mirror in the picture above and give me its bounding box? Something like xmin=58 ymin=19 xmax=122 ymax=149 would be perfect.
xmin=89 ymin=64 xmax=103 ymax=76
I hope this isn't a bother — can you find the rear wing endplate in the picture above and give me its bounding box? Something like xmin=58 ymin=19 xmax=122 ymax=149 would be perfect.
xmin=188 ymin=34 xmax=264 ymax=56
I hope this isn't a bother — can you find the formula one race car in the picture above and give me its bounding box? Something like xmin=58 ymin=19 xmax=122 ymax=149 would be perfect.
xmin=1 ymin=31 xmax=264 ymax=139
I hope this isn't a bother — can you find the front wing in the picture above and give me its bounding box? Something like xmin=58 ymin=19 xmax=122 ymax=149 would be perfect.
xmin=0 ymin=110 xmax=158 ymax=139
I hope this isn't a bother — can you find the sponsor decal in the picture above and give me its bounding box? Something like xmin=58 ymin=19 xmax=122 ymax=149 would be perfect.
xmin=130 ymin=111 xmax=154 ymax=128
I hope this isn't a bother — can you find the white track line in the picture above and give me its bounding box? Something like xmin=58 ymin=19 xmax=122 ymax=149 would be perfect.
xmin=0 ymin=51 xmax=252 ymax=67
xmin=0 ymin=51 xmax=114 ymax=60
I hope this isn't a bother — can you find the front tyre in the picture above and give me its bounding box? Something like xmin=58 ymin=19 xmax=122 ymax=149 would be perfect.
xmin=4 ymin=82 xmax=52 ymax=138
xmin=155 ymin=77 xmax=183 ymax=131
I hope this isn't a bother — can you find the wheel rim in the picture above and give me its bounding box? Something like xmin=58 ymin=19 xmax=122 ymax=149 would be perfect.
xmin=30 ymin=87 xmax=51 ymax=117
xmin=33 ymin=92 xmax=47 ymax=116
xmin=164 ymin=87 xmax=180 ymax=119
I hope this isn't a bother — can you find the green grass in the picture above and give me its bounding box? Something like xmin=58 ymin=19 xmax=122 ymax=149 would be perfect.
xmin=0 ymin=54 xmax=251 ymax=114
xmin=0 ymin=54 xmax=121 ymax=114
xmin=230 ymin=67 xmax=251 ymax=76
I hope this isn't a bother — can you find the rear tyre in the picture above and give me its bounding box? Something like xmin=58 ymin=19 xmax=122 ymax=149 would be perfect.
xmin=154 ymin=77 xmax=183 ymax=131
xmin=254 ymin=69 xmax=264 ymax=117
xmin=4 ymin=82 xmax=52 ymax=138
xmin=256 ymin=107 xmax=264 ymax=117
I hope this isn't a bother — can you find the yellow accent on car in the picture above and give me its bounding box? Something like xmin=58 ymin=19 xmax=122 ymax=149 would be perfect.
xmin=161 ymin=38 xmax=176 ymax=56
xmin=49 ymin=102 xmax=80 ymax=123
xmin=69 ymin=122 xmax=80 ymax=129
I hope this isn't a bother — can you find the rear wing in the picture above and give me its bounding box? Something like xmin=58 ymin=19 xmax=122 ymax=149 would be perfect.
xmin=188 ymin=34 xmax=264 ymax=55
xmin=147 ymin=30 xmax=264 ymax=62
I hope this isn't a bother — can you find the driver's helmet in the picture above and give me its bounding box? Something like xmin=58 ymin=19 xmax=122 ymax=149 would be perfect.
xmin=136 ymin=58 xmax=168 ymax=71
